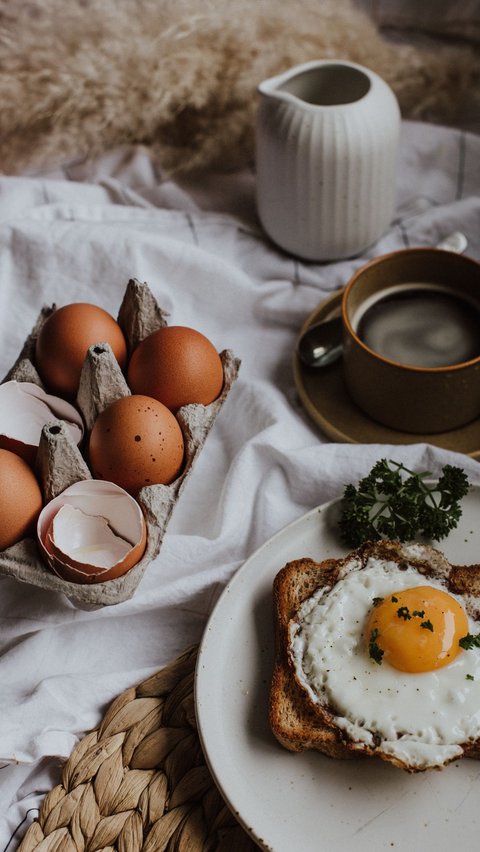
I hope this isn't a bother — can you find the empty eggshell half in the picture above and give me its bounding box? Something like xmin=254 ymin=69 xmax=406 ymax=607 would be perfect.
xmin=37 ymin=479 xmax=146 ymax=583
xmin=0 ymin=381 xmax=84 ymax=464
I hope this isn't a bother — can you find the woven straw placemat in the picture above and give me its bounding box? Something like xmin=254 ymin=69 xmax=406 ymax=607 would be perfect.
xmin=17 ymin=644 xmax=258 ymax=851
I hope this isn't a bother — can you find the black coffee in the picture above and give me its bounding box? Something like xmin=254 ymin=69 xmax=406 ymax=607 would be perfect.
xmin=356 ymin=286 xmax=480 ymax=368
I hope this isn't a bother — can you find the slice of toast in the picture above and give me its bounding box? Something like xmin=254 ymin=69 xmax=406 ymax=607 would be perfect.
xmin=269 ymin=539 xmax=480 ymax=770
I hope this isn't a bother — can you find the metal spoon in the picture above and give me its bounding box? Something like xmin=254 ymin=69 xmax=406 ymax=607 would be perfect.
xmin=297 ymin=314 xmax=343 ymax=368
xmin=296 ymin=232 xmax=468 ymax=369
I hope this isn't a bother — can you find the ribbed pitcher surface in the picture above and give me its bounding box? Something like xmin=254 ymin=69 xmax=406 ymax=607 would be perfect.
xmin=255 ymin=60 xmax=400 ymax=261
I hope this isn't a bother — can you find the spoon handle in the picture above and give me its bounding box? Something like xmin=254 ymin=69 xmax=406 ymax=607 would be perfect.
xmin=436 ymin=231 xmax=468 ymax=254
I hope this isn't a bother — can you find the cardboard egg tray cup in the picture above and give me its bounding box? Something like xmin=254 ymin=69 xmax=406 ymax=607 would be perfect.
xmin=0 ymin=279 xmax=240 ymax=608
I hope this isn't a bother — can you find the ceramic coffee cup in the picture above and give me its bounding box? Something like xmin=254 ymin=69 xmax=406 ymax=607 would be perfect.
xmin=341 ymin=248 xmax=480 ymax=433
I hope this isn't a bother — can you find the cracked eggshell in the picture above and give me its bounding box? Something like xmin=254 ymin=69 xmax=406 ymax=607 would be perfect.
xmin=0 ymin=381 xmax=84 ymax=465
xmin=37 ymin=480 xmax=147 ymax=584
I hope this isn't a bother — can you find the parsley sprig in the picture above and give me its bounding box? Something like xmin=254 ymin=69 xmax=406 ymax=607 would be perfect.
xmin=339 ymin=459 xmax=469 ymax=547
xmin=459 ymin=633 xmax=480 ymax=650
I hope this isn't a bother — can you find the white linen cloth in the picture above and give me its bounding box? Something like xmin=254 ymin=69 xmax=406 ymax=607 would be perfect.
xmin=1 ymin=120 xmax=480 ymax=847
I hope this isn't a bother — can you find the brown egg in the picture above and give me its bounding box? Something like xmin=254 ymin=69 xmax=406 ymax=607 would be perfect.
xmin=0 ymin=448 xmax=43 ymax=550
xmin=89 ymin=394 xmax=185 ymax=494
xmin=127 ymin=325 xmax=224 ymax=412
xmin=35 ymin=302 xmax=127 ymax=398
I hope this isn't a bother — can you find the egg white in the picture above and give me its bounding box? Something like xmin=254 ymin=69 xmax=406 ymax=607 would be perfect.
xmin=289 ymin=555 xmax=480 ymax=770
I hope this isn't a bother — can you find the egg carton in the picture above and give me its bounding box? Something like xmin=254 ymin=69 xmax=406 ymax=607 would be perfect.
xmin=0 ymin=279 xmax=240 ymax=608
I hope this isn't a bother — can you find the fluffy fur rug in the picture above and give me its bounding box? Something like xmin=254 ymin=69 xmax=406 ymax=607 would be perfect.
xmin=0 ymin=0 xmax=477 ymax=176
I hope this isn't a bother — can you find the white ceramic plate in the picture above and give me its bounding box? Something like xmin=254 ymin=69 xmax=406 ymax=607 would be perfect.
xmin=195 ymin=487 xmax=480 ymax=852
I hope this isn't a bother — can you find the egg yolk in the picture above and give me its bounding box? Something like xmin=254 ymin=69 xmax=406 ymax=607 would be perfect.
xmin=365 ymin=585 xmax=469 ymax=672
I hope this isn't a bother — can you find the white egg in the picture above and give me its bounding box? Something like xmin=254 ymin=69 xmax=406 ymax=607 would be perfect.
xmin=289 ymin=554 xmax=480 ymax=771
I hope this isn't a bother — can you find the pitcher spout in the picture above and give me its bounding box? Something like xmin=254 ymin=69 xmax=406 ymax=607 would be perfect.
xmin=258 ymin=59 xmax=374 ymax=108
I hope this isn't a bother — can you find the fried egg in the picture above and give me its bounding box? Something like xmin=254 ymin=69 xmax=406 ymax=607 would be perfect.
xmin=289 ymin=551 xmax=480 ymax=771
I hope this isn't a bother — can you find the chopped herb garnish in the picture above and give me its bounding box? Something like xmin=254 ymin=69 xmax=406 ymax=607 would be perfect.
xmin=412 ymin=610 xmax=425 ymax=618
xmin=338 ymin=459 xmax=469 ymax=547
xmin=391 ymin=595 xmax=398 ymax=603
xmin=421 ymin=620 xmax=434 ymax=632
xmin=397 ymin=606 xmax=411 ymax=621
xmin=466 ymin=674 xmax=475 ymax=681
xmin=368 ymin=628 xmax=384 ymax=665
xmin=459 ymin=633 xmax=480 ymax=650
xmin=372 ymin=596 xmax=384 ymax=607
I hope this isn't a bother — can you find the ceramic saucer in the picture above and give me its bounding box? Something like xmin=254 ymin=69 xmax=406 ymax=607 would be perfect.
xmin=293 ymin=291 xmax=480 ymax=459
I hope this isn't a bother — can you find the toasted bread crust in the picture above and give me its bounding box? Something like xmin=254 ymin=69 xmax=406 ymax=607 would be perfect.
xmin=269 ymin=540 xmax=480 ymax=771
xmin=270 ymin=553 xmax=366 ymax=760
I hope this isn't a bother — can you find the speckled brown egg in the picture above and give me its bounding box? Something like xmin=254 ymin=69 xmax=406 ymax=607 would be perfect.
xmin=89 ymin=394 xmax=185 ymax=494
xmin=35 ymin=302 xmax=127 ymax=398
xmin=127 ymin=325 xmax=224 ymax=412
xmin=0 ymin=448 xmax=43 ymax=550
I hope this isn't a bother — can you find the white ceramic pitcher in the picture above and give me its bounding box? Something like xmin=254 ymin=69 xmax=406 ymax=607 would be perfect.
xmin=255 ymin=60 xmax=400 ymax=261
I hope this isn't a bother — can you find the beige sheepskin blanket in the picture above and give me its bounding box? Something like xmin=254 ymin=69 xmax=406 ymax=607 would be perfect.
xmin=0 ymin=0 xmax=477 ymax=176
